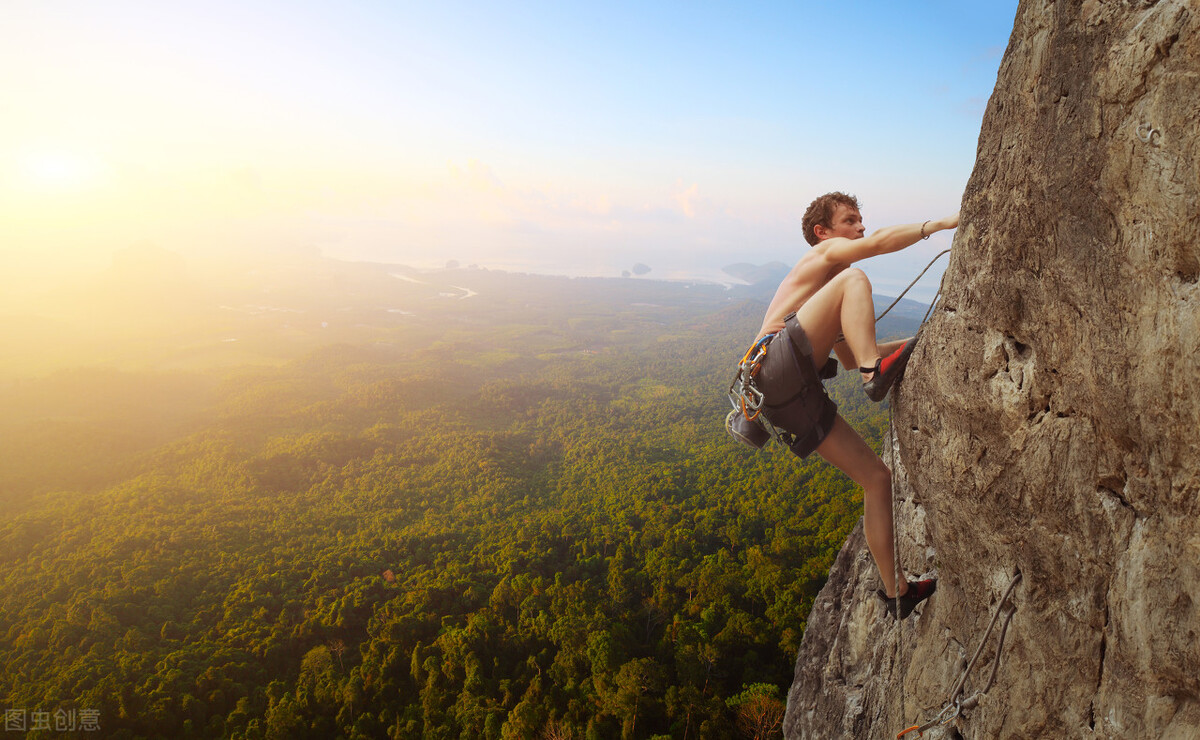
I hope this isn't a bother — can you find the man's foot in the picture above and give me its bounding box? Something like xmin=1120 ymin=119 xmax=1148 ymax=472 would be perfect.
xmin=876 ymin=578 xmax=937 ymax=620
xmin=861 ymin=335 xmax=919 ymax=402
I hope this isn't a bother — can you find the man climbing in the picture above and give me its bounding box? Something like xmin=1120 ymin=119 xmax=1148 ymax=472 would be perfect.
xmin=751 ymin=191 xmax=958 ymax=619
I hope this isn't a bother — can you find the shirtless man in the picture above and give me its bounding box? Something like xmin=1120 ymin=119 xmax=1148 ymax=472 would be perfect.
xmin=752 ymin=191 xmax=958 ymax=618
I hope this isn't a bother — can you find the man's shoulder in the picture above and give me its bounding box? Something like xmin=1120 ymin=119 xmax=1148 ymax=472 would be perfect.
xmin=810 ymin=236 xmax=853 ymax=255
xmin=790 ymin=243 xmax=836 ymax=272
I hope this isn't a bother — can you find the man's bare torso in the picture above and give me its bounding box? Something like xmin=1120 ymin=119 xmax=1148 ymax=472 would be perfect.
xmin=756 ymin=245 xmax=847 ymax=339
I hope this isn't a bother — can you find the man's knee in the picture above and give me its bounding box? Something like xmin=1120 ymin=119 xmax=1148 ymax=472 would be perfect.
xmin=864 ymin=461 xmax=891 ymax=494
xmin=840 ymin=267 xmax=871 ymax=291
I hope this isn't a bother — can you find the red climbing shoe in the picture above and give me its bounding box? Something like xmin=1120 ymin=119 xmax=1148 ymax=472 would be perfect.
xmin=876 ymin=578 xmax=937 ymax=620
xmin=861 ymin=335 xmax=919 ymax=402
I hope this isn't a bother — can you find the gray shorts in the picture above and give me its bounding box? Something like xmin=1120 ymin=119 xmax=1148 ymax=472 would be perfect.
xmin=754 ymin=322 xmax=838 ymax=458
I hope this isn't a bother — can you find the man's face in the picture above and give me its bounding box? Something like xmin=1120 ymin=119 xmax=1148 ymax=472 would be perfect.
xmin=823 ymin=204 xmax=866 ymax=240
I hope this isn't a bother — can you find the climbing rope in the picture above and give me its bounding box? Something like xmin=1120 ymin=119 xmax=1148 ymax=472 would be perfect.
xmin=895 ymin=571 xmax=1023 ymax=739
xmin=876 ymin=247 xmax=952 ymax=616
xmin=880 ymin=250 xmax=951 ymax=726
xmin=876 ymin=249 xmax=951 ymax=323
xmin=888 ymin=403 xmax=906 ymax=716
xmin=884 ymin=247 xmax=951 ymax=605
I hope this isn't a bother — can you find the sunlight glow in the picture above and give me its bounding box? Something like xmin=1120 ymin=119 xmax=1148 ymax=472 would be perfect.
xmin=20 ymin=149 xmax=98 ymax=190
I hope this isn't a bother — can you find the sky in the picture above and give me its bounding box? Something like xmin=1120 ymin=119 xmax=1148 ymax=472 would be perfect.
xmin=1 ymin=0 xmax=1019 ymax=303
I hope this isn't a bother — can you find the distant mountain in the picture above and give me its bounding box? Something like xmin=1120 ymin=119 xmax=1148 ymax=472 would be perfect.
xmin=722 ymin=261 xmax=791 ymax=285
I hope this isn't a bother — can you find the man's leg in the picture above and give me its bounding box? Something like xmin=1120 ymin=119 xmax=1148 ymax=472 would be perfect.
xmin=814 ymin=415 xmax=907 ymax=598
xmin=793 ymin=268 xmax=881 ymax=373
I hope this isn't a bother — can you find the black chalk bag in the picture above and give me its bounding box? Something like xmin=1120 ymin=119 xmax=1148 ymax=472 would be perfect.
xmin=725 ymin=409 xmax=769 ymax=449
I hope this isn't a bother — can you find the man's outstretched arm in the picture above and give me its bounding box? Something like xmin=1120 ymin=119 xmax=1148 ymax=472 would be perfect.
xmin=823 ymin=212 xmax=959 ymax=265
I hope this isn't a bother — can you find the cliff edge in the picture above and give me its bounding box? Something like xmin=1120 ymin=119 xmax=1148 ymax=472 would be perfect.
xmin=785 ymin=1 xmax=1199 ymax=738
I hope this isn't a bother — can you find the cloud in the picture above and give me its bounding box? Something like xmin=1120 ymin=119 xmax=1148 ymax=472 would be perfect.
xmin=673 ymin=181 xmax=699 ymax=218
xmin=448 ymin=158 xmax=504 ymax=193
xmin=571 ymin=194 xmax=611 ymax=216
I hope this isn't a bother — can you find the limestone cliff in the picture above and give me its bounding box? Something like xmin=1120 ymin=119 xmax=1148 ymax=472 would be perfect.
xmin=784 ymin=1 xmax=1199 ymax=738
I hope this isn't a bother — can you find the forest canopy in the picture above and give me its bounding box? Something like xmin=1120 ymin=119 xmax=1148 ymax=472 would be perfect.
xmin=0 ymin=255 xmax=913 ymax=739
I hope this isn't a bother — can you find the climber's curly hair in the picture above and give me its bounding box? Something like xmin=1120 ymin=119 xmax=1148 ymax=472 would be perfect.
xmin=802 ymin=192 xmax=861 ymax=246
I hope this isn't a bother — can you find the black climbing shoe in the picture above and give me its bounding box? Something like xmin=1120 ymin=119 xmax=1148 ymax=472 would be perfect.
xmin=876 ymin=578 xmax=937 ymax=620
xmin=861 ymin=335 xmax=919 ymax=402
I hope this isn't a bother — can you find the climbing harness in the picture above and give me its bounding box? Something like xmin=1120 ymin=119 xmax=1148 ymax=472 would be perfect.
xmin=726 ymin=317 xmax=838 ymax=453
xmin=895 ymin=571 xmax=1023 ymax=739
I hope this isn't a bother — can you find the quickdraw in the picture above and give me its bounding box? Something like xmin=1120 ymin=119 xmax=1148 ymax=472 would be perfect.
xmin=729 ymin=332 xmax=774 ymax=421
xmin=726 ymin=332 xmax=795 ymax=450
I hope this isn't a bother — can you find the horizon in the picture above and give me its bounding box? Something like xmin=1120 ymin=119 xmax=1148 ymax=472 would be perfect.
xmin=1 ymin=241 xmax=939 ymax=308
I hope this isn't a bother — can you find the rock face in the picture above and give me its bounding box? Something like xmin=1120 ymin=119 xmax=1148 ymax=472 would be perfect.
xmin=785 ymin=1 xmax=1199 ymax=738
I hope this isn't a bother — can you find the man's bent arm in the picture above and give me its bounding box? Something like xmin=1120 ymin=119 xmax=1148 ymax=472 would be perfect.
xmin=824 ymin=213 xmax=959 ymax=265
